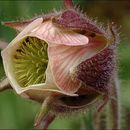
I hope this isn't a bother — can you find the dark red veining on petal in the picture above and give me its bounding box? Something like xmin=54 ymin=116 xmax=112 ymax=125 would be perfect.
xmin=76 ymin=44 xmax=116 ymax=94
xmin=52 ymin=9 xmax=104 ymax=34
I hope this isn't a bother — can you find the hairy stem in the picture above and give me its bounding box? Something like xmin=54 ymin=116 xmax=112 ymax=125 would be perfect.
xmin=38 ymin=112 xmax=56 ymax=130
xmin=107 ymin=73 xmax=120 ymax=129
xmin=34 ymin=96 xmax=56 ymax=127
xmin=93 ymin=107 xmax=107 ymax=129
xmin=93 ymin=73 xmax=120 ymax=130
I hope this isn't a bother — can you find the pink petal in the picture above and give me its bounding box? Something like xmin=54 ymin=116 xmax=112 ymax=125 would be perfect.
xmin=49 ymin=45 xmax=80 ymax=94
xmin=32 ymin=20 xmax=89 ymax=46
xmin=48 ymin=36 xmax=106 ymax=94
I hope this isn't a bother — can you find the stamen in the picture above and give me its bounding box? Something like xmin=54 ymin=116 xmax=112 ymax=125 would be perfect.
xmin=13 ymin=37 xmax=48 ymax=87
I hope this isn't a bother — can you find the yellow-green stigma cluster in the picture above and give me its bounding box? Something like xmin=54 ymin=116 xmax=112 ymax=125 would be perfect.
xmin=13 ymin=37 xmax=48 ymax=87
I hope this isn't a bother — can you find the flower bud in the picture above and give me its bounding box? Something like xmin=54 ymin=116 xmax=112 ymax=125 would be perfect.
xmin=1 ymin=0 xmax=118 ymax=128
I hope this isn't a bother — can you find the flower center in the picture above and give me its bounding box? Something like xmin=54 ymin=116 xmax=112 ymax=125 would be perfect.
xmin=13 ymin=37 xmax=48 ymax=87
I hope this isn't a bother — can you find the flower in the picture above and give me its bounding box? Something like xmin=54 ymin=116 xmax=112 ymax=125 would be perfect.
xmin=1 ymin=6 xmax=117 ymax=127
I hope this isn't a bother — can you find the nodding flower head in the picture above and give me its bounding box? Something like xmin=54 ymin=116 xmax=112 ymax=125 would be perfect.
xmin=1 ymin=1 xmax=118 ymax=116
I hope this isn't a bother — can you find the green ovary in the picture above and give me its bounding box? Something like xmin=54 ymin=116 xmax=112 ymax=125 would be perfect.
xmin=13 ymin=37 xmax=48 ymax=87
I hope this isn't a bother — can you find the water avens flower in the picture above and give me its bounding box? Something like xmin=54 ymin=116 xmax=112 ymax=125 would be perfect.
xmin=0 ymin=0 xmax=120 ymax=129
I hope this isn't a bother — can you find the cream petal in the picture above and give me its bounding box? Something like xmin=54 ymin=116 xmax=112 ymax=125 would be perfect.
xmin=1 ymin=18 xmax=44 ymax=94
xmin=21 ymin=85 xmax=78 ymax=98
xmin=20 ymin=87 xmax=77 ymax=104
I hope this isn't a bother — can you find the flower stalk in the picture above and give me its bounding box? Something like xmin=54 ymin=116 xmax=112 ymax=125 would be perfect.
xmin=92 ymin=73 xmax=120 ymax=130
xmin=34 ymin=96 xmax=56 ymax=127
xmin=107 ymin=73 xmax=120 ymax=129
xmin=93 ymin=105 xmax=107 ymax=129
xmin=38 ymin=113 xmax=56 ymax=130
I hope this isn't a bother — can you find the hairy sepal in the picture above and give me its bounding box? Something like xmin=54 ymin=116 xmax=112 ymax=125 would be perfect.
xmin=1 ymin=21 xmax=32 ymax=33
xmin=63 ymin=0 xmax=74 ymax=9
xmin=52 ymin=9 xmax=105 ymax=35
xmin=1 ymin=11 xmax=60 ymax=32
xmin=76 ymin=24 xmax=117 ymax=95
xmin=76 ymin=45 xmax=116 ymax=95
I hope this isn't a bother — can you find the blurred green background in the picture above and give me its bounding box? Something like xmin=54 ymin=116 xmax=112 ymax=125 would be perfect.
xmin=0 ymin=0 xmax=130 ymax=129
